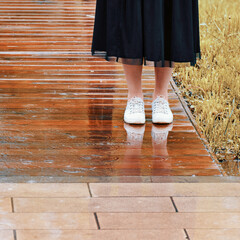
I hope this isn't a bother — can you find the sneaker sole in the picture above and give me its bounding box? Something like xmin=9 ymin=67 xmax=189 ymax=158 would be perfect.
xmin=152 ymin=121 xmax=173 ymax=124
xmin=124 ymin=115 xmax=145 ymax=124
xmin=152 ymin=117 xmax=173 ymax=124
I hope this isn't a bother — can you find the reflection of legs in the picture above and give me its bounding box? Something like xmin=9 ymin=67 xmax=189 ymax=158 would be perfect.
xmin=153 ymin=67 xmax=173 ymax=102
xmin=123 ymin=123 xmax=145 ymax=176
xmin=122 ymin=64 xmax=144 ymax=100
xmin=151 ymin=123 xmax=173 ymax=157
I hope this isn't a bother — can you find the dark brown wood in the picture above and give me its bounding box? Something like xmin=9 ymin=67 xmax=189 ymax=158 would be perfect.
xmin=0 ymin=0 xmax=226 ymax=180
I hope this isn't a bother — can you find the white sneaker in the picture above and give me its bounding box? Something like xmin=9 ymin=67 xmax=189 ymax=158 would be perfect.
xmin=152 ymin=96 xmax=173 ymax=124
xmin=124 ymin=96 xmax=145 ymax=124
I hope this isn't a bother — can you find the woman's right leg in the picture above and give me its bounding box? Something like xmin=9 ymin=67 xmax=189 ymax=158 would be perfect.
xmin=122 ymin=64 xmax=144 ymax=100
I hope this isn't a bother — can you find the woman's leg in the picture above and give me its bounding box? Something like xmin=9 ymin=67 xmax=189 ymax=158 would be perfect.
xmin=122 ymin=64 xmax=144 ymax=101
xmin=153 ymin=67 xmax=174 ymax=102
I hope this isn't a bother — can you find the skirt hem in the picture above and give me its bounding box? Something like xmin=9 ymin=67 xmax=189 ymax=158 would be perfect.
xmin=91 ymin=50 xmax=201 ymax=67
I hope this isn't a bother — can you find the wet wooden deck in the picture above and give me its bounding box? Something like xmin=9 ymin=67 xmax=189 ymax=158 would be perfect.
xmin=0 ymin=0 xmax=226 ymax=182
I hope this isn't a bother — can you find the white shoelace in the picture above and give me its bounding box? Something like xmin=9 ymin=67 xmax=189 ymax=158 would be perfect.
xmin=152 ymin=97 xmax=170 ymax=114
xmin=127 ymin=96 xmax=144 ymax=114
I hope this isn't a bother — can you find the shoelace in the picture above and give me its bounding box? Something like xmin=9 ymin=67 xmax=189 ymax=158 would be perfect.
xmin=128 ymin=96 xmax=144 ymax=114
xmin=152 ymin=97 xmax=170 ymax=114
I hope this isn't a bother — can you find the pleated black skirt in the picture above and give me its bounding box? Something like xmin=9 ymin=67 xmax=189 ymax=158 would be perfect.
xmin=91 ymin=0 xmax=201 ymax=67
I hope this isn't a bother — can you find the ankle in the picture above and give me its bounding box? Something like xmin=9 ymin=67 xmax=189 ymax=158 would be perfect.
xmin=128 ymin=94 xmax=144 ymax=101
xmin=152 ymin=93 xmax=168 ymax=102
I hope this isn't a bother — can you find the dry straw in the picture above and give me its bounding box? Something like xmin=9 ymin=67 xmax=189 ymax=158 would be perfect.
xmin=174 ymin=0 xmax=240 ymax=175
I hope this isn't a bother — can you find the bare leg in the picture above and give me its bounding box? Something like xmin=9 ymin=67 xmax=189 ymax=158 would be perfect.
xmin=153 ymin=67 xmax=174 ymax=102
xmin=122 ymin=64 xmax=143 ymax=100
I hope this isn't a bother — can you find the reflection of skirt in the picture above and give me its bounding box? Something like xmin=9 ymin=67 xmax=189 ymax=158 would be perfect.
xmin=91 ymin=0 xmax=201 ymax=67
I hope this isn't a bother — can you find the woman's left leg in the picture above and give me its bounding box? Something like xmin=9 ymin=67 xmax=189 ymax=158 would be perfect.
xmin=153 ymin=67 xmax=174 ymax=102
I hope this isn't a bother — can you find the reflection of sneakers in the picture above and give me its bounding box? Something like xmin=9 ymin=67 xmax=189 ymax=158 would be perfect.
xmin=152 ymin=96 xmax=173 ymax=124
xmin=124 ymin=123 xmax=145 ymax=143
xmin=124 ymin=96 xmax=145 ymax=124
xmin=151 ymin=123 xmax=173 ymax=142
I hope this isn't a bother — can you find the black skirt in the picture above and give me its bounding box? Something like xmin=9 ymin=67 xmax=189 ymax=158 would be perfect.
xmin=91 ymin=0 xmax=201 ymax=67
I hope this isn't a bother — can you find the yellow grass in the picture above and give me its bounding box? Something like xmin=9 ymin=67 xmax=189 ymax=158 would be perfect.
xmin=174 ymin=0 xmax=240 ymax=175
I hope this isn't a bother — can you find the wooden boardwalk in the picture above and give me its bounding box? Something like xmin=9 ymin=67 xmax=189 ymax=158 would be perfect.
xmin=0 ymin=0 xmax=226 ymax=182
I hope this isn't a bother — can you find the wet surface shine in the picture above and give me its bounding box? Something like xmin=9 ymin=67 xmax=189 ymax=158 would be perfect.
xmin=0 ymin=0 xmax=224 ymax=180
